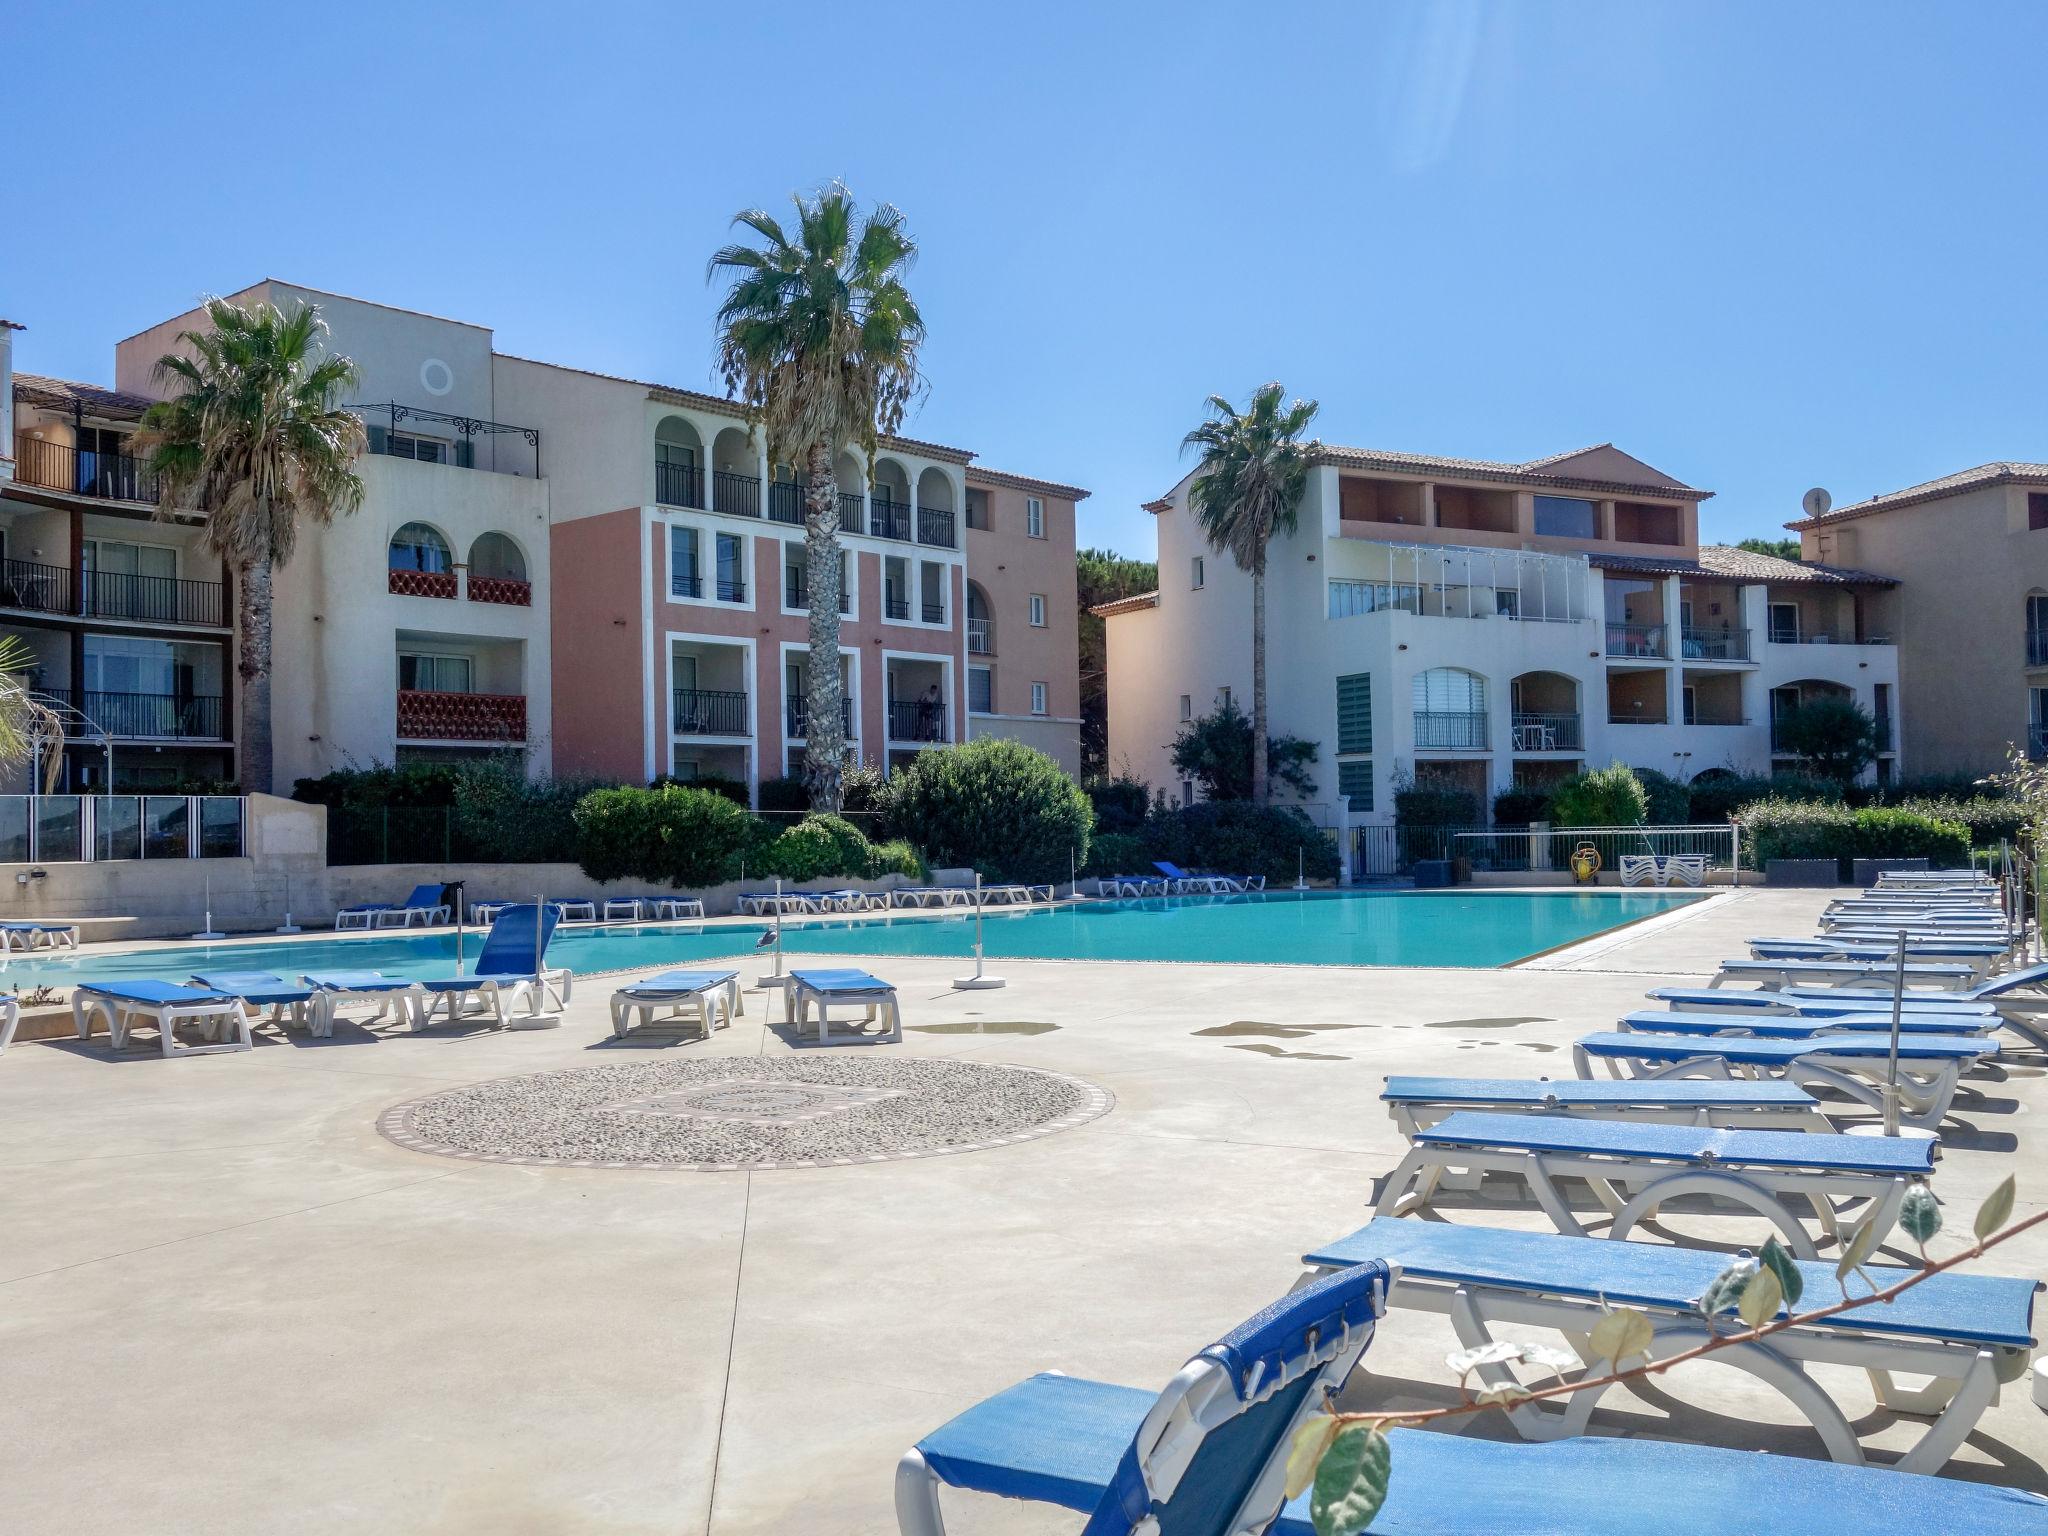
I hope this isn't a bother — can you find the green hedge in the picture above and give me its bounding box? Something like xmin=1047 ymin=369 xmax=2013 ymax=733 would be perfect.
xmin=1549 ymin=763 xmax=1649 ymax=827
xmin=1081 ymin=802 xmax=1339 ymax=884
xmin=1741 ymin=799 xmax=1971 ymax=871
xmin=296 ymin=760 xmax=592 ymax=865
xmin=573 ymin=793 xmax=920 ymax=888
xmin=1394 ymin=783 xmax=1480 ymax=826
xmin=886 ymin=738 xmax=1092 ymax=885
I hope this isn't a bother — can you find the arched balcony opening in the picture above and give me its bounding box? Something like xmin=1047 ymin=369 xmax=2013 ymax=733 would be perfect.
xmin=710 ymin=426 xmax=759 ymax=518
xmin=916 ymin=466 xmax=957 ymax=547
xmin=966 ymin=579 xmax=994 ymax=656
xmin=1509 ymin=671 xmax=1579 ymax=752
xmin=654 ymin=415 xmax=705 ymax=509
xmin=468 ymin=532 xmax=531 ymax=607
xmin=388 ymin=522 xmax=455 ymax=598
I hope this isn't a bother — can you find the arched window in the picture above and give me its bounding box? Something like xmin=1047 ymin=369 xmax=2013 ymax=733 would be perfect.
xmin=1412 ymin=667 xmax=1485 ymax=713
xmin=389 ymin=523 xmax=451 ymax=573
xmin=469 ymin=532 xmax=527 ymax=582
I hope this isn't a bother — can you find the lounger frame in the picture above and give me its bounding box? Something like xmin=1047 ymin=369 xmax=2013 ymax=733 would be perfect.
xmin=609 ymin=972 xmax=741 ymax=1040
xmin=786 ymin=972 xmax=901 ymax=1045
xmin=72 ymin=987 xmax=251 ymax=1058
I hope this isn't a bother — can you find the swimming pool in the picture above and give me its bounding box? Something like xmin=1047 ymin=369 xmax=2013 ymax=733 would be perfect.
xmin=0 ymin=890 xmax=1701 ymax=983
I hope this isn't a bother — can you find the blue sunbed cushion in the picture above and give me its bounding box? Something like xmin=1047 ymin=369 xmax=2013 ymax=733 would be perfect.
xmin=918 ymin=1372 xmax=1149 ymax=1512
xmin=471 ymin=902 xmax=561 ymax=978
xmin=1414 ymin=1110 xmax=1935 ymax=1175
xmin=79 ymin=980 xmax=232 ymax=1005
xmin=1305 ymin=1219 xmax=2035 ymax=1348
xmin=618 ymin=969 xmax=739 ymax=994
xmin=302 ymin=971 xmax=412 ymax=991
xmin=190 ymin=971 xmax=313 ymax=1005
xmin=1648 ymin=987 xmax=1996 ymax=1015
xmin=1578 ymin=1029 xmax=1990 ymax=1063
xmin=1721 ymin=958 xmax=1976 ymax=979
xmin=791 ymin=968 xmax=891 ymax=993
xmin=1622 ymin=1009 xmax=1987 ymax=1038
xmin=1382 ymin=1075 xmax=1817 ymax=1109
xmin=0 ymin=920 xmax=73 ymax=930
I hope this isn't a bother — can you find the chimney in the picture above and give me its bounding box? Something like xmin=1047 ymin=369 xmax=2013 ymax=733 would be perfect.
xmin=0 ymin=319 xmax=19 ymax=483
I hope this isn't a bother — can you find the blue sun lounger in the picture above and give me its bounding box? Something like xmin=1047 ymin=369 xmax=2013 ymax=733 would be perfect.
xmin=71 ymin=980 xmax=249 ymax=1058
xmin=1711 ymin=957 xmax=1977 ymax=991
xmin=1574 ymin=1030 xmax=1994 ymax=1129
xmin=335 ymin=883 xmax=450 ymax=931
xmin=894 ymin=1266 xmax=2046 ymax=1535
xmin=190 ymin=971 xmax=316 ymax=1034
xmin=1375 ymin=1108 xmax=1933 ymax=1258
xmin=1301 ymin=1219 xmax=2038 ymax=1476
xmin=1749 ymin=936 xmax=2007 ymax=972
xmin=609 ymin=968 xmax=742 ymax=1041
xmin=0 ymin=918 xmax=80 ymax=952
xmin=1648 ymin=986 xmax=1996 ymax=1017
xmin=1620 ymin=1007 xmax=1992 ymax=1039
xmin=896 ymin=1262 xmax=1386 ymax=1536
xmin=786 ymin=967 xmax=901 ymax=1044
xmin=300 ymin=970 xmax=418 ymax=1035
xmin=1381 ymin=1075 xmax=1826 ymax=1135
xmin=408 ymin=903 xmax=573 ymax=1030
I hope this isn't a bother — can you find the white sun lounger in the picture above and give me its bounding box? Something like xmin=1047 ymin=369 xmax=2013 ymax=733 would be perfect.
xmin=1648 ymin=986 xmax=1998 ymax=1018
xmin=1573 ymin=1030 xmax=1995 ymax=1130
xmin=1373 ymin=1108 xmax=1933 ymax=1259
xmin=1381 ymin=1075 xmax=1828 ymax=1134
xmin=1748 ymin=936 xmax=2007 ymax=973
xmin=189 ymin=971 xmax=316 ymax=1034
xmin=609 ymin=968 xmax=742 ymax=1040
xmin=0 ymin=919 xmax=80 ymax=952
xmin=1301 ymin=1218 xmax=2039 ymax=1475
xmin=1711 ymin=957 xmax=1977 ymax=991
xmin=0 ymin=993 xmax=18 ymax=1054
xmin=72 ymin=981 xmax=251 ymax=1058
xmin=786 ymin=967 xmax=901 ymax=1045
xmin=738 ymin=890 xmax=817 ymax=915
xmin=300 ymin=971 xmax=419 ymax=1036
xmin=1620 ymin=1008 xmax=1993 ymax=1039
xmin=408 ymin=905 xmax=573 ymax=1030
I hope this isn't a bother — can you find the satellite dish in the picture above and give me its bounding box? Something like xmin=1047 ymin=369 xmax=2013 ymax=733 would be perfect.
xmin=1801 ymin=487 xmax=1832 ymax=519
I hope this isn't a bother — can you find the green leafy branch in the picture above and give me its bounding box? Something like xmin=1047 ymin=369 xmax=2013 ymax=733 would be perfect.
xmin=1291 ymin=1175 xmax=2033 ymax=1536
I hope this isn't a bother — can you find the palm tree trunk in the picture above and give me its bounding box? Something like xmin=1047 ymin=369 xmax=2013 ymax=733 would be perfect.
xmin=1250 ymin=561 xmax=1269 ymax=805
xmin=238 ymin=554 xmax=274 ymax=794
xmin=801 ymin=441 xmax=846 ymax=812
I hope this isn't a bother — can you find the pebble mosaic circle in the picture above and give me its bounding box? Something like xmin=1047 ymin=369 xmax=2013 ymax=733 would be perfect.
xmin=378 ymin=1056 xmax=1112 ymax=1171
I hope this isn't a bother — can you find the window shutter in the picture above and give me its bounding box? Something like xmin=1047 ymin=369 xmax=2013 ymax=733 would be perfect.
xmin=455 ymin=438 xmax=474 ymax=469
xmin=1335 ymin=674 xmax=1372 ymax=755
xmin=367 ymin=424 xmax=388 ymax=455
xmin=1338 ymin=760 xmax=1374 ymax=811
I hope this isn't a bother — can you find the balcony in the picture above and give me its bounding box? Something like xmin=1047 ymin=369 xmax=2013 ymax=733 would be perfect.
xmin=41 ymin=689 xmax=225 ymax=740
xmin=1767 ymin=626 xmax=1890 ymax=646
xmin=1605 ymin=622 xmax=1667 ymax=659
xmin=0 ymin=559 xmax=75 ymax=616
xmin=1681 ymin=627 xmax=1751 ymax=662
xmin=967 ymin=617 xmax=994 ymax=655
xmin=656 ymin=461 xmax=704 ymax=510
xmin=1509 ymin=712 xmax=1581 ymax=751
xmin=389 ymin=568 xmax=458 ymax=599
xmin=870 ymin=498 xmax=913 ymax=542
xmin=1327 ymin=542 xmax=1592 ymax=623
xmin=712 ymin=470 xmax=762 ymax=519
xmin=354 ymin=403 xmax=540 ymax=477
xmin=84 ymin=569 xmax=226 ymax=627
xmin=715 ymin=577 xmax=746 ymax=603
xmin=2030 ymin=630 xmax=2048 ymax=667
xmin=888 ymin=699 xmax=947 ymax=742
xmin=13 ymin=435 xmax=159 ymax=504
xmin=786 ymin=697 xmax=853 ymax=738
xmin=673 ymin=688 xmax=749 ymax=735
xmin=884 ymin=595 xmax=910 ymax=621
xmin=395 ymin=689 xmax=527 ymax=742
xmin=839 ymin=491 xmax=864 ymax=528
xmin=921 ymin=601 xmax=946 ymax=624
xmin=468 ymin=575 xmax=531 ymax=607
xmin=767 ymin=480 xmax=806 ymax=526
xmin=917 ymin=506 xmax=956 ymax=548
xmin=1609 ymin=710 xmax=1670 ymax=726
xmin=1414 ymin=710 xmax=1488 ymax=750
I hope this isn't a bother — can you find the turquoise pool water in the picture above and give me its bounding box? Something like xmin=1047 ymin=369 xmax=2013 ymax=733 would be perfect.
xmin=2 ymin=890 xmax=1699 ymax=983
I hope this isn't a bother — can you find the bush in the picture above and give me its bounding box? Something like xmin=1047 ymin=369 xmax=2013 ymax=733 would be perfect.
xmin=573 ymin=784 xmax=756 ymax=887
xmin=1846 ymin=773 xmax=1999 ymax=808
xmin=1773 ymin=696 xmax=1880 ymax=783
xmin=297 ymin=759 xmax=589 ymax=864
xmin=1395 ymin=777 xmax=1480 ymax=826
xmin=1081 ymin=830 xmax=1150 ymax=878
xmin=650 ymin=772 xmax=750 ymax=807
xmin=1146 ymin=801 xmax=1340 ymax=884
xmin=867 ymin=838 xmax=925 ymax=880
xmin=1169 ymin=700 xmax=1318 ymax=800
xmin=1896 ymin=796 xmax=2025 ymax=849
xmin=886 ymin=738 xmax=1093 ymax=884
xmin=1549 ymin=763 xmax=1648 ymax=827
xmin=756 ymin=776 xmax=810 ymax=815
xmin=839 ymin=762 xmax=897 ymax=835
xmin=1634 ymin=767 xmax=1691 ymax=826
xmin=1849 ymin=807 xmax=1972 ymax=867
xmin=1685 ymin=772 xmax=1843 ymax=823
xmin=1740 ymin=798 xmax=1971 ymax=871
xmin=759 ymin=814 xmax=870 ymax=882
xmin=1086 ymin=775 xmax=1152 ymax=835
xmin=1490 ymin=784 xmax=1554 ymax=827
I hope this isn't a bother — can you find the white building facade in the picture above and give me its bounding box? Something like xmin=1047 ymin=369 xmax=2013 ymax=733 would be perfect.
xmin=1102 ymin=445 xmax=1903 ymax=821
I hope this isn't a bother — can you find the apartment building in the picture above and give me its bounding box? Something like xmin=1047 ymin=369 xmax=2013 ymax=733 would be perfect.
xmin=1793 ymin=462 xmax=2048 ymax=774
xmin=1101 ymin=442 xmax=1903 ymax=819
xmin=2 ymin=282 xmax=1083 ymax=799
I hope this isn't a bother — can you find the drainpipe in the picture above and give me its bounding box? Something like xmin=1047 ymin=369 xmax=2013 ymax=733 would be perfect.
xmin=0 ymin=319 xmax=21 ymax=483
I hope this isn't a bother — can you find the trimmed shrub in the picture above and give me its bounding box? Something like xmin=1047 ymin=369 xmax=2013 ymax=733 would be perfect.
xmin=1846 ymin=773 xmax=1999 ymax=808
xmin=756 ymin=776 xmax=810 ymax=815
xmin=1896 ymin=796 xmax=2025 ymax=849
xmin=886 ymin=738 xmax=1093 ymax=884
xmin=1086 ymin=775 xmax=1152 ymax=835
xmin=296 ymin=760 xmax=590 ymax=864
xmin=1685 ymin=772 xmax=1843 ymax=823
xmin=1490 ymin=784 xmax=1554 ymax=828
xmin=1741 ymin=798 xmax=1970 ymax=872
xmin=1549 ymin=763 xmax=1648 ymax=828
xmin=1081 ymin=830 xmax=1150 ymax=879
xmin=573 ymin=785 xmax=756 ymax=887
xmin=1634 ymin=767 xmax=1691 ymax=826
xmin=759 ymin=814 xmax=868 ymax=882
xmin=1849 ymin=807 xmax=1972 ymax=867
xmin=1147 ymin=801 xmax=1341 ymax=884
xmin=650 ymin=772 xmax=750 ymax=807
xmin=1395 ymin=782 xmax=1480 ymax=827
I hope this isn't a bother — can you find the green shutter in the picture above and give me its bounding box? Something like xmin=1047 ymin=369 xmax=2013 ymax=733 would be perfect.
xmin=1338 ymin=759 xmax=1374 ymax=811
xmin=1336 ymin=673 xmax=1372 ymax=755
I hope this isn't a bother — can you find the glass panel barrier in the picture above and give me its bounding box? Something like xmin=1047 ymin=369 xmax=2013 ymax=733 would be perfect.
xmin=144 ymin=796 xmax=190 ymax=859
xmin=198 ymin=796 xmax=244 ymax=859
xmin=34 ymin=795 xmax=82 ymax=862
xmin=95 ymin=796 xmax=143 ymax=861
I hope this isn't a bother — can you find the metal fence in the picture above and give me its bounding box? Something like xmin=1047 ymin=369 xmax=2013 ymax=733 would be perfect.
xmin=1353 ymin=821 xmax=1739 ymax=879
xmin=0 ymin=794 xmax=245 ymax=863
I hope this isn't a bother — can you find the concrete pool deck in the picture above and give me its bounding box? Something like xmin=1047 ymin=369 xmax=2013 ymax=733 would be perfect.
xmin=1 ymin=885 xmax=2042 ymax=1533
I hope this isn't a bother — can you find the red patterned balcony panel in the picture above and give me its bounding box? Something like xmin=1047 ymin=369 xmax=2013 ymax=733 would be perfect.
xmin=396 ymin=689 xmax=527 ymax=742
xmin=468 ymin=575 xmax=532 ymax=606
xmin=389 ymin=567 xmax=458 ymax=599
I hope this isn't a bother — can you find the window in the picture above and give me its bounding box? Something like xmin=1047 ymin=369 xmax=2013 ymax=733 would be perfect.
xmin=715 ymin=531 xmax=745 ymax=601
xmin=398 ymin=652 xmax=474 ymax=693
xmin=1029 ymin=593 xmax=1047 ymax=627
xmin=1191 ymin=556 xmax=1205 ymax=589
xmin=1768 ymin=601 xmax=1801 ymax=643
xmin=1026 ymin=497 xmax=1045 ymax=538
xmin=964 ymin=488 xmax=991 ymax=530
xmin=1682 ymin=684 xmax=1698 ymax=726
xmin=1180 ymin=778 xmax=1195 ymax=808
xmin=1218 ymin=686 xmax=1233 ymax=709
xmin=969 ymin=666 xmax=993 ymax=714
xmin=388 ymin=523 xmax=452 ymax=573
xmin=1179 ymin=694 xmax=1192 ymax=721
xmin=1533 ymin=496 xmax=1598 ymax=539
xmin=1337 ymin=760 xmax=1374 ymax=811
xmin=670 ymin=527 xmax=702 ymax=598
xmin=1495 ymin=589 xmax=1520 ymax=618
xmin=1031 ymin=681 xmax=1048 ymax=715
xmin=1412 ymin=668 xmax=1484 ymax=712
xmin=2031 ymin=493 xmax=2048 ymax=531
xmin=1335 ymin=674 xmax=1372 ymax=755
xmin=389 ymin=432 xmax=448 ymax=465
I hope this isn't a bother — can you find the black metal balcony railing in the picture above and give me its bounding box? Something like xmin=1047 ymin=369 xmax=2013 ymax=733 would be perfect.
xmin=1509 ymin=711 xmax=1580 ymax=751
xmin=1681 ymin=626 xmax=1751 ymax=662
xmin=917 ymin=506 xmax=956 ymax=548
xmin=0 ymin=558 xmax=76 ymax=615
xmin=784 ymin=574 xmax=854 ymax=615
xmin=884 ymin=595 xmax=910 ymax=621
xmin=655 ymin=460 xmax=704 ymax=509
xmin=673 ymin=689 xmax=749 ymax=735
xmin=673 ymin=572 xmax=702 ymax=599
xmin=870 ymin=498 xmax=913 ymax=541
xmin=2029 ymin=630 xmax=2048 ymax=667
xmin=13 ymin=436 xmax=160 ymax=504
xmin=967 ymin=617 xmax=994 ymax=655
xmin=921 ymin=601 xmax=946 ymax=624
xmin=767 ymin=480 xmax=806 ymax=526
xmin=786 ymin=697 xmax=853 ymax=738
xmin=715 ymin=577 xmax=747 ymax=602
xmin=1413 ymin=710 xmax=1488 ymax=750
xmin=1605 ymin=621 xmax=1667 ymax=659
xmin=712 ymin=470 xmax=762 ymax=519
xmin=63 ymin=690 xmax=225 ymax=740
xmin=838 ymin=491 xmax=864 ymax=528
xmin=84 ymin=570 xmax=226 ymax=627
xmin=888 ymin=699 xmax=947 ymax=742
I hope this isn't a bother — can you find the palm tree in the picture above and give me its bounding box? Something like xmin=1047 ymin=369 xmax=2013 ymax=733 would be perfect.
xmin=708 ymin=184 xmax=924 ymax=811
xmin=1182 ymin=384 xmax=1321 ymax=805
xmin=136 ymin=298 xmax=366 ymax=793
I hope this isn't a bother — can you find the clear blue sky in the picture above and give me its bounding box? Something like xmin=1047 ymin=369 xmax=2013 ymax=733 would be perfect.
xmin=6 ymin=2 xmax=2044 ymax=558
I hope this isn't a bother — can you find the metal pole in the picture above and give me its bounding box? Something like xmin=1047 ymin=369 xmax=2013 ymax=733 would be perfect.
xmin=773 ymin=877 xmax=784 ymax=975
xmin=1882 ymin=931 xmax=1905 ymax=1138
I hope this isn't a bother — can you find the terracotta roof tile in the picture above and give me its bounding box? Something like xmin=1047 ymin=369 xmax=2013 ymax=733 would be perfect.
xmin=1589 ymin=545 xmax=1895 ymax=587
xmin=1788 ymin=462 xmax=2048 ymax=529
xmin=1091 ymin=590 xmax=1159 ymax=617
xmin=965 ymin=465 xmax=1090 ymax=501
xmin=13 ymin=371 xmax=155 ymax=420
